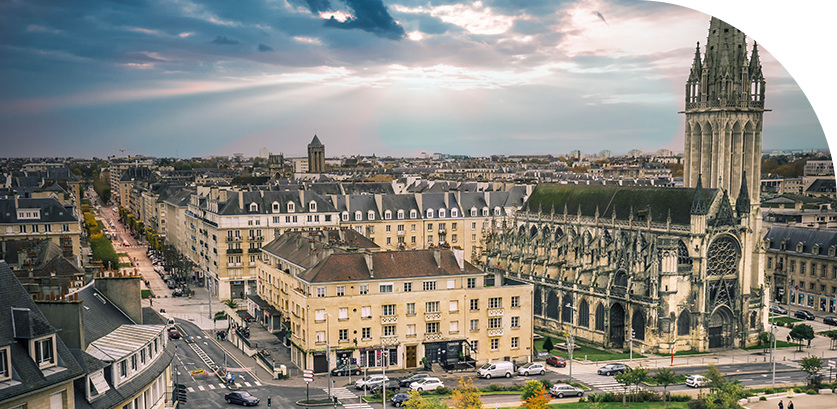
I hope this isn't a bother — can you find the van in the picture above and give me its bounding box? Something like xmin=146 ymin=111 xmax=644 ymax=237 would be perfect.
xmin=477 ymin=361 xmax=514 ymax=379
xmin=167 ymin=317 xmax=176 ymax=329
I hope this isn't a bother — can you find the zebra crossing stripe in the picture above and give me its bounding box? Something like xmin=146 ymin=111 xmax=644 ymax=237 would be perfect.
xmin=254 ymin=381 xmax=262 ymax=386
xmin=208 ymin=385 xmax=216 ymax=390
xmin=343 ymin=405 xmax=372 ymax=409
xmin=244 ymin=382 xmax=252 ymax=387
xmin=187 ymin=387 xmax=195 ymax=392
xmin=198 ymin=385 xmax=205 ymax=391
xmin=219 ymin=383 xmax=227 ymax=389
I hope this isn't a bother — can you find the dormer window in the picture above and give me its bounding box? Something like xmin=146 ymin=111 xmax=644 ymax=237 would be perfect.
xmin=451 ymin=208 xmax=458 ymax=217
xmin=410 ymin=209 xmax=417 ymax=218
xmin=482 ymin=207 xmax=489 ymax=217
xmin=249 ymin=203 xmax=258 ymax=212
xmin=385 ymin=210 xmax=392 ymax=220
xmin=426 ymin=209 xmax=434 ymax=218
xmin=494 ymin=207 xmax=502 ymax=216
xmin=813 ymin=244 xmax=820 ymax=255
xmin=438 ymin=209 xmax=446 ymax=218
xmin=342 ymin=212 xmax=349 ymax=221
xmin=309 ymin=201 xmax=317 ymax=212
xmin=397 ymin=209 xmax=404 ymax=219
xmin=272 ymin=202 xmax=279 ymax=212
xmin=797 ymin=242 xmax=804 ymax=253
xmin=287 ymin=202 xmax=295 ymax=213
xmin=367 ymin=210 xmax=375 ymax=221
xmin=87 ymin=369 xmax=110 ymax=398
xmin=470 ymin=207 xmax=477 ymax=217
xmin=780 ymin=240 xmax=787 ymax=251
xmin=0 ymin=346 xmax=10 ymax=382
xmin=830 ymin=246 xmax=836 ymax=257
xmin=31 ymin=335 xmax=56 ymax=369
xmin=355 ymin=211 xmax=362 ymax=221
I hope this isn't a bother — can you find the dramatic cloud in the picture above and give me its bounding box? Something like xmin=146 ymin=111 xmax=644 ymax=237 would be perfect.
xmin=211 ymin=35 xmax=240 ymax=45
xmin=322 ymin=0 xmax=405 ymax=40
xmin=258 ymin=43 xmax=274 ymax=52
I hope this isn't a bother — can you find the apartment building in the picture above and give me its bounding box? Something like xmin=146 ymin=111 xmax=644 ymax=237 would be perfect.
xmin=0 ymin=196 xmax=82 ymax=261
xmin=257 ymin=240 xmax=533 ymax=373
xmin=764 ymin=225 xmax=837 ymax=313
xmin=186 ymin=187 xmax=340 ymax=299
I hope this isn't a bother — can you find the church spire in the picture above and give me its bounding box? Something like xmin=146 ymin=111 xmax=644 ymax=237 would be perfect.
xmin=749 ymin=41 xmax=764 ymax=79
xmin=689 ymin=42 xmax=702 ymax=81
xmin=691 ymin=174 xmax=708 ymax=215
xmin=736 ymin=171 xmax=751 ymax=216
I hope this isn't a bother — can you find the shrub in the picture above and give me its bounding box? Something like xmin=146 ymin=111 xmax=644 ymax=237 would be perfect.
xmin=587 ymin=393 xmax=618 ymax=403
xmin=434 ymin=386 xmax=450 ymax=395
xmin=688 ymin=397 xmax=711 ymax=409
xmin=540 ymin=379 xmax=553 ymax=390
xmin=759 ymin=397 xmax=767 ymax=401
xmin=793 ymin=387 xmax=803 ymax=393
xmin=805 ymin=389 xmax=817 ymax=395
xmin=669 ymin=395 xmax=692 ymax=402
xmin=578 ymin=397 xmax=586 ymax=403
xmin=486 ymin=384 xmax=503 ymax=392
xmin=764 ymin=387 xmax=774 ymax=394
xmin=787 ymin=323 xmax=795 ymax=330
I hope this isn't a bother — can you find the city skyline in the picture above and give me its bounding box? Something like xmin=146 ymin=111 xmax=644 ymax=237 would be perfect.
xmin=0 ymin=1 xmax=828 ymax=159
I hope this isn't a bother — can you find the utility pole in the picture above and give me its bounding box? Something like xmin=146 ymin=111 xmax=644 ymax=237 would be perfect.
xmin=771 ymin=322 xmax=777 ymax=389
xmin=630 ymin=328 xmax=634 ymax=365
xmin=326 ymin=313 xmax=332 ymax=401
xmin=566 ymin=302 xmax=577 ymax=383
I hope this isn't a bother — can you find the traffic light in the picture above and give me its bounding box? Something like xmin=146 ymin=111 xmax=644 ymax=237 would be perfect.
xmin=267 ymin=397 xmax=271 ymax=407
xmin=176 ymin=383 xmax=188 ymax=403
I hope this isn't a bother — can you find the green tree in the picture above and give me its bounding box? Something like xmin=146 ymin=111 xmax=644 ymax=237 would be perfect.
xmin=652 ymin=367 xmax=679 ymax=404
xmin=614 ymin=370 xmax=632 ymax=407
xmin=825 ymin=330 xmax=837 ymax=350
xmin=521 ymin=380 xmax=544 ymax=401
xmin=800 ymin=356 xmax=823 ymax=379
xmin=403 ymin=390 xmax=448 ymax=409
xmin=542 ymin=337 xmax=554 ymax=353
xmin=790 ymin=324 xmax=815 ymax=352
xmin=704 ymin=364 xmax=723 ymax=392
xmin=449 ymin=377 xmax=481 ymax=409
xmin=758 ymin=331 xmax=773 ymax=353
xmin=630 ymin=367 xmax=649 ymax=400
xmin=522 ymin=384 xmax=550 ymax=409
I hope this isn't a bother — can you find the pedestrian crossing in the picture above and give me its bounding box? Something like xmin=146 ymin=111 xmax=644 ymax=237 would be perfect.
xmin=325 ymin=387 xmax=372 ymax=409
xmin=570 ymin=372 xmax=635 ymax=393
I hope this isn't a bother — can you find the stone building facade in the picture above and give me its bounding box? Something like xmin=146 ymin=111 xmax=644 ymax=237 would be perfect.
xmin=307 ymin=135 xmax=326 ymax=174
xmin=484 ymin=17 xmax=767 ymax=353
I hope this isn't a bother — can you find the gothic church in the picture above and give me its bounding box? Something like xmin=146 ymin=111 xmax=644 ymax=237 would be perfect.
xmin=485 ymin=17 xmax=767 ymax=352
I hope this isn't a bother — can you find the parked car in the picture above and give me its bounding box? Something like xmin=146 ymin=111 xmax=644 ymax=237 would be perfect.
xmin=390 ymin=392 xmax=411 ymax=407
xmin=168 ymin=328 xmax=180 ymax=339
xmin=686 ymin=375 xmax=710 ymax=388
xmin=355 ymin=375 xmax=389 ymax=390
xmin=518 ymin=362 xmax=546 ymax=376
xmin=825 ymin=317 xmax=837 ymax=326
xmin=769 ymin=305 xmax=788 ymax=315
xmin=397 ymin=373 xmax=429 ymax=387
xmin=597 ymin=363 xmax=628 ymax=376
xmin=795 ymin=310 xmax=815 ymax=320
xmin=369 ymin=380 xmax=400 ymax=393
xmin=331 ymin=364 xmax=362 ymax=376
xmin=225 ymin=391 xmax=260 ymax=406
xmin=477 ymin=361 xmax=515 ymax=379
xmin=410 ymin=377 xmax=444 ymax=392
xmin=546 ymin=356 xmax=567 ymax=368
xmin=549 ymin=384 xmax=584 ymax=398
xmin=167 ymin=280 xmax=177 ymax=289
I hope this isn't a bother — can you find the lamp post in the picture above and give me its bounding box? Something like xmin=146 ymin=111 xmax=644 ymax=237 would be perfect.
xmin=326 ymin=313 xmax=332 ymax=402
xmin=771 ymin=321 xmax=777 ymax=389
xmin=565 ymin=302 xmax=577 ymax=383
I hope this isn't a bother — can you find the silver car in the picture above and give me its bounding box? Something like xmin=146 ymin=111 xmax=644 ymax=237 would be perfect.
xmin=549 ymin=384 xmax=584 ymax=398
xmin=518 ymin=362 xmax=546 ymax=376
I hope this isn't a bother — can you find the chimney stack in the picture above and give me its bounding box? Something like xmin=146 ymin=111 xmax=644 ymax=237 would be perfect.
xmin=364 ymin=251 xmax=374 ymax=277
xmin=238 ymin=190 xmax=244 ymax=210
xmin=453 ymin=247 xmax=465 ymax=271
xmin=434 ymin=247 xmax=441 ymax=268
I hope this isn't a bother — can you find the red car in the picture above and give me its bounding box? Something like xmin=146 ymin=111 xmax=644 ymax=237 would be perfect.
xmin=168 ymin=328 xmax=180 ymax=339
xmin=546 ymin=356 xmax=566 ymax=368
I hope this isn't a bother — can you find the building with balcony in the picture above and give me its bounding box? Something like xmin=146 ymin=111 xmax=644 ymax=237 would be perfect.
xmin=0 ymin=196 xmax=82 ymax=262
xmin=256 ymin=240 xmax=532 ymax=373
xmin=764 ymin=225 xmax=837 ymax=313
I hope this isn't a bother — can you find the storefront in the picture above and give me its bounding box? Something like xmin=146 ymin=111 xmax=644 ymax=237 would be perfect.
xmin=230 ymin=280 xmax=245 ymax=299
xmin=359 ymin=346 xmax=398 ymax=368
xmin=423 ymin=340 xmax=473 ymax=367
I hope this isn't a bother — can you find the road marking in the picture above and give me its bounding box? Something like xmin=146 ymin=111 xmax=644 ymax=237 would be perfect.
xmin=219 ymin=383 xmax=227 ymax=389
xmin=187 ymin=387 xmax=195 ymax=392
xmin=209 ymin=384 xmax=216 ymax=390
xmin=244 ymin=382 xmax=252 ymax=387
xmin=198 ymin=385 xmax=205 ymax=391
xmin=254 ymin=381 xmax=262 ymax=386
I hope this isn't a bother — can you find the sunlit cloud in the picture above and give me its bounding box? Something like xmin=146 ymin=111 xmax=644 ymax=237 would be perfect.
xmin=319 ymin=11 xmax=353 ymax=22
xmin=394 ymin=1 xmax=521 ymax=35
xmin=126 ymin=27 xmax=163 ymax=36
xmin=179 ymin=32 xmax=193 ymax=38
xmin=408 ymin=31 xmax=423 ymax=41
xmin=294 ymin=36 xmax=322 ymax=45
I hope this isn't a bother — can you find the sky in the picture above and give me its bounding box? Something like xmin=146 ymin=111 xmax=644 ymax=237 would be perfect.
xmin=0 ymin=0 xmax=828 ymax=159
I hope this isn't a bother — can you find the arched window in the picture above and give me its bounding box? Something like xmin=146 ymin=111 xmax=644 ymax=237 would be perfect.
xmin=677 ymin=310 xmax=690 ymax=336
xmin=530 ymin=225 xmax=538 ymax=238
xmin=451 ymin=208 xmax=458 ymax=217
xmin=534 ymin=286 xmax=543 ymax=317
xmin=614 ymin=271 xmax=628 ymax=287
xmin=494 ymin=207 xmax=502 ymax=216
xmin=410 ymin=209 xmax=417 ymax=218
xmin=561 ymin=292 xmax=573 ymax=323
xmin=426 ymin=209 xmax=434 ymax=218
xmin=482 ymin=207 xmax=489 ymax=217
xmin=595 ymin=303 xmax=605 ymax=331
xmin=439 ymin=209 xmax=446 ymax=218
xmin=309 ymin=201 xmax=317 ymax=212
xmin=578 ymin=299 xmax=590 ymax=328
xmin=287 ymin=202 xmax=295 ymax=213
xmin=632 ymin=310 xmax=645 ymax=340
xmin=546 ymin=290 xmax=560 ymax=320
xmin=367 ymin=210 xmax=375 ymax=221
xmin=471 ymin=207 xmax=477 ymax=217
xmin=397 ymin=210 xmax=404 ymax=219
xmin=249 ymin=203 xmax=258 ymax=212
xmin=342 ymin=212 xmax=349 ymax=221
xmin=707 ymin=235 xmax=741 ymax=276
xmin=355 ymin=211 xmax=362 ymax=221
xmin=272 ymin=202 xmax=279 ymax=212
xmin=678 ymin=240 xmax=692 ymax=266
xmin=384 ymin=210 xmax=392 ymax=220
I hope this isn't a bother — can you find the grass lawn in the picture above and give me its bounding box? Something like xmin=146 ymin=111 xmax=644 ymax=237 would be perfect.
xmin=652 ymin=350 xmax=710 ymax=357
xmin=742 ymin=340 xmax=802 ymax=350
xmin=535 ymin=334 xmax=645 ymax=361
xmin=768 ymin=316 xmax=801 ymax=325
xmin=141 ymin=290 xmax=154 ymax=299
xmin=532 ymin=401 xmax=690 ymax=409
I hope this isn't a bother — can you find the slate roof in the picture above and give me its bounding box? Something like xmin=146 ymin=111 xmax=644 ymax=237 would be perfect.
xmin=309 ymin=134 xmax=323 ymax=146
xmin=806 ymin=178 xmax=837 ymax=194
xmin=522 ymin=183 xmax=718 ymax=225
xmin=160 ymin=187 xmax=194 ymax=207
xmin=342 ymin=182 xmax=394 ymax=195
xmin=300 ymin=248 xmax=480 ymax=283
xmin=261 ymin=230 xmax=378 ymax=269
xmin=0 ymin=261 xmax=86 ymax=404
xmin=763 ymin=225 xmax=837 ymax=257
xmin=217 ymin=190 xmax=337 ymax=215
xmin=74 ymin=282 xmax=136 ymax=344
xmin=418 ymin=193 xmax=462 ymax=217
xmin=141 ymin=307 xmax=167 ymax=326
xmin=0 ymin=197 xmax=78 ymax=223
xmin=86 ymin=325 xmax=166 ymax=361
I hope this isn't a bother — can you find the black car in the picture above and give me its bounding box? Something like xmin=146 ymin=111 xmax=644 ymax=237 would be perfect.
xmin=795 ymin=310 xmax=815 ymax=320
xmin=825 ymin=317 xmax=837 ymax=326
xmin=397 ymin=373 xmax=429 ymax=387
xmin=331 ymin=364 xmax=362 ymax=376
xmin=225 ymin=391 xmax=259 ymax=406
xmin=390 ymin=392 xmax=411 ymax=407
xmin=370 ymin=380 xmax=400 ymax=394
xmin=172 ymin=288 xmax=183 ymax=297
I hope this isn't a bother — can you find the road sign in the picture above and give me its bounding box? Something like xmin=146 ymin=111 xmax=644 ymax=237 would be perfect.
xmin=303 ymin=369 xmax=314 ymax=383
xmin=829 ymin=360 xmax=835 ymax=368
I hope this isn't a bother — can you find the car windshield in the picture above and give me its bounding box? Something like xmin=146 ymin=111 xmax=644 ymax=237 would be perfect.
xmin=480 ymin=363 xmax=492 ymax=369
xmin=239 ymin=392 xmax=252 ymax=397
xmin=521 ymin=363 xmax=534 ymax=368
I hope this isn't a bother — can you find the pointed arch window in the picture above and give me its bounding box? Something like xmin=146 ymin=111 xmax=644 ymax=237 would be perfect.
xmin=594 ymin=303 xmax=605 ymax=331
xmin=578 ymin=299 xmax=590 ymax=328
xmin=677 ymin=311 xmax=690 ymax=336
xmin=632 ymin=311 xmax=646 ymax=341
xmin=678 ymin=240 xmax=692 ymax=266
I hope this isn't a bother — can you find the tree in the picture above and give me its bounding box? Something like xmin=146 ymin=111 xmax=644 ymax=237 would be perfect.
xmin=800 ymin=356 xmax=823 ymax=379
xmin=630 ymin=367 xmax=649 ymax=400
xmin=614 ymin=370 xmax=632 ymax=407
xmin=652 ymin=367 xmax=678 ymax=404
xmin=790 ymin=324 xmax=815 ymax=352
xmin=521 ymin=380 xmax=545 ymax=401
xmin=403 ymin=390 xmax=448 ymax=409
xmin=825 ymin=330 xmax=837 ymax=350
xmin=703 ymin=364 xmax=723 ymax=393
xmin=522 ymin=384 xmax=550 ymax=409
xmin=758 ymin=331 xmax=772 ymax=353
xmin=449 ymin=377 xmax=481 ymax=409
xmin=542 ymin=337 xmax=554 ymax=353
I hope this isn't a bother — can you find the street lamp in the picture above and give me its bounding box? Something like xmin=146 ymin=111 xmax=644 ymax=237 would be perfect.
xmin=326 ymin=312 xmax=332 ymax=402
xmin=771 ymin=321 xmax=777 ymax=389
xmin=565 ymin=302 xmax=577 ymax=383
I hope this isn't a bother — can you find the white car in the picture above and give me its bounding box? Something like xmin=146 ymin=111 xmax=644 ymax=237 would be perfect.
xmin=355 ymin=375 xmax=389 ymax=390
xmin=686 ymin=375 xmax=709 ymax=388
xmin=410 ymin=377 xmax=444 ymax=392
xmin=518 ymin=362 xmax=546 ymax=376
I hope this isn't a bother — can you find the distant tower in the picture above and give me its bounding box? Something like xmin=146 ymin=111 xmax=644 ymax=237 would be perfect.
xmin=683 ymin=17 xmax=766 ymax=206
xmin=307 ymin=134 xmax=325 ymax=173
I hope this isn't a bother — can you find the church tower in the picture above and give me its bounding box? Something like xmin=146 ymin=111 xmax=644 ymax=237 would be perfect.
xmin=307 ymin=134 xmax=325 ymax=173
xmin=683 ymin=17 xmax=766 ymax=207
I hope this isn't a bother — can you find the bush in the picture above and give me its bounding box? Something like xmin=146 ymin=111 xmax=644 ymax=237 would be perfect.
xmin=669 ymin=395 xmax=692 ymax=402
xmin=688 ymin=397 xmax=711 ymax=409
xmin=759 ymin=397 xmax=767 ymax=401
xmin=787 ymin=323 xmax=795 ymax=330
xmin=632 ymin=390 xmax=662 ymax=403
xmin=805 ymin=389 xmax=817 ymax=395
xmin=540 ymin=379 xmax=553 ymax=390
xmin=486 ymin=384 xmax=503 ymax=392
xmin=764 ymin=387 xmax=774 ymax=394
xmin=578 ymin=397 xmax=586 ymax=403
xmin=587 ymin=393 xmax=619 ymax=403
xmin=434 ymin=386 xmax=450 ymax=395
xmin=793 ymin=387 xmax=803 ymax=393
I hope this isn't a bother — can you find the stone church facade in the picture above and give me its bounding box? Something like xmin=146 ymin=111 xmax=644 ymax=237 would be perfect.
xmin=484 ymin=17 xmax=767 ymax=353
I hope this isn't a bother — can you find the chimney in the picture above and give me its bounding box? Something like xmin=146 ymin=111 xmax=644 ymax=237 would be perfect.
xmin=14 ymin=193 xmax=19 ymax=209
xmin=453 ymin=247 xmax=465 ymax=271
xmin=364 ymin=251 xmax=374 ymax=277
xmin=36 ymin=299 xmax=86 ymax=349
xmin=444 ymin=193 xmax=449 ymax=209
xmin=219 ymin=189 xmax=228 ymax=202
xmin=434 ymin=247 xmax=441 ymax=268
xmin=238 ymin=190 xmax=244 ymax=210
xmin=210 ymin=186 xmax=219 ymax=200
xmin=94 ymin=276 xmax=143 ymax=324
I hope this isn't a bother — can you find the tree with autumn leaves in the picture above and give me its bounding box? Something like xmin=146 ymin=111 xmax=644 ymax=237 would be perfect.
xmin=522 ymin=383 xmax=550 ymax=409
xmin=449 ymin=377 xmax=482 ymax=409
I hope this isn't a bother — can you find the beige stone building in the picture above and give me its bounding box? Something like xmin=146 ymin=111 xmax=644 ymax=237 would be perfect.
xmin=256 ymin=232 xmax=533 ymax=373
xmin=0 ymin=196 xmax=82 ymax=261
xmin=764 ymin=225 xmax=837 ymax=312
